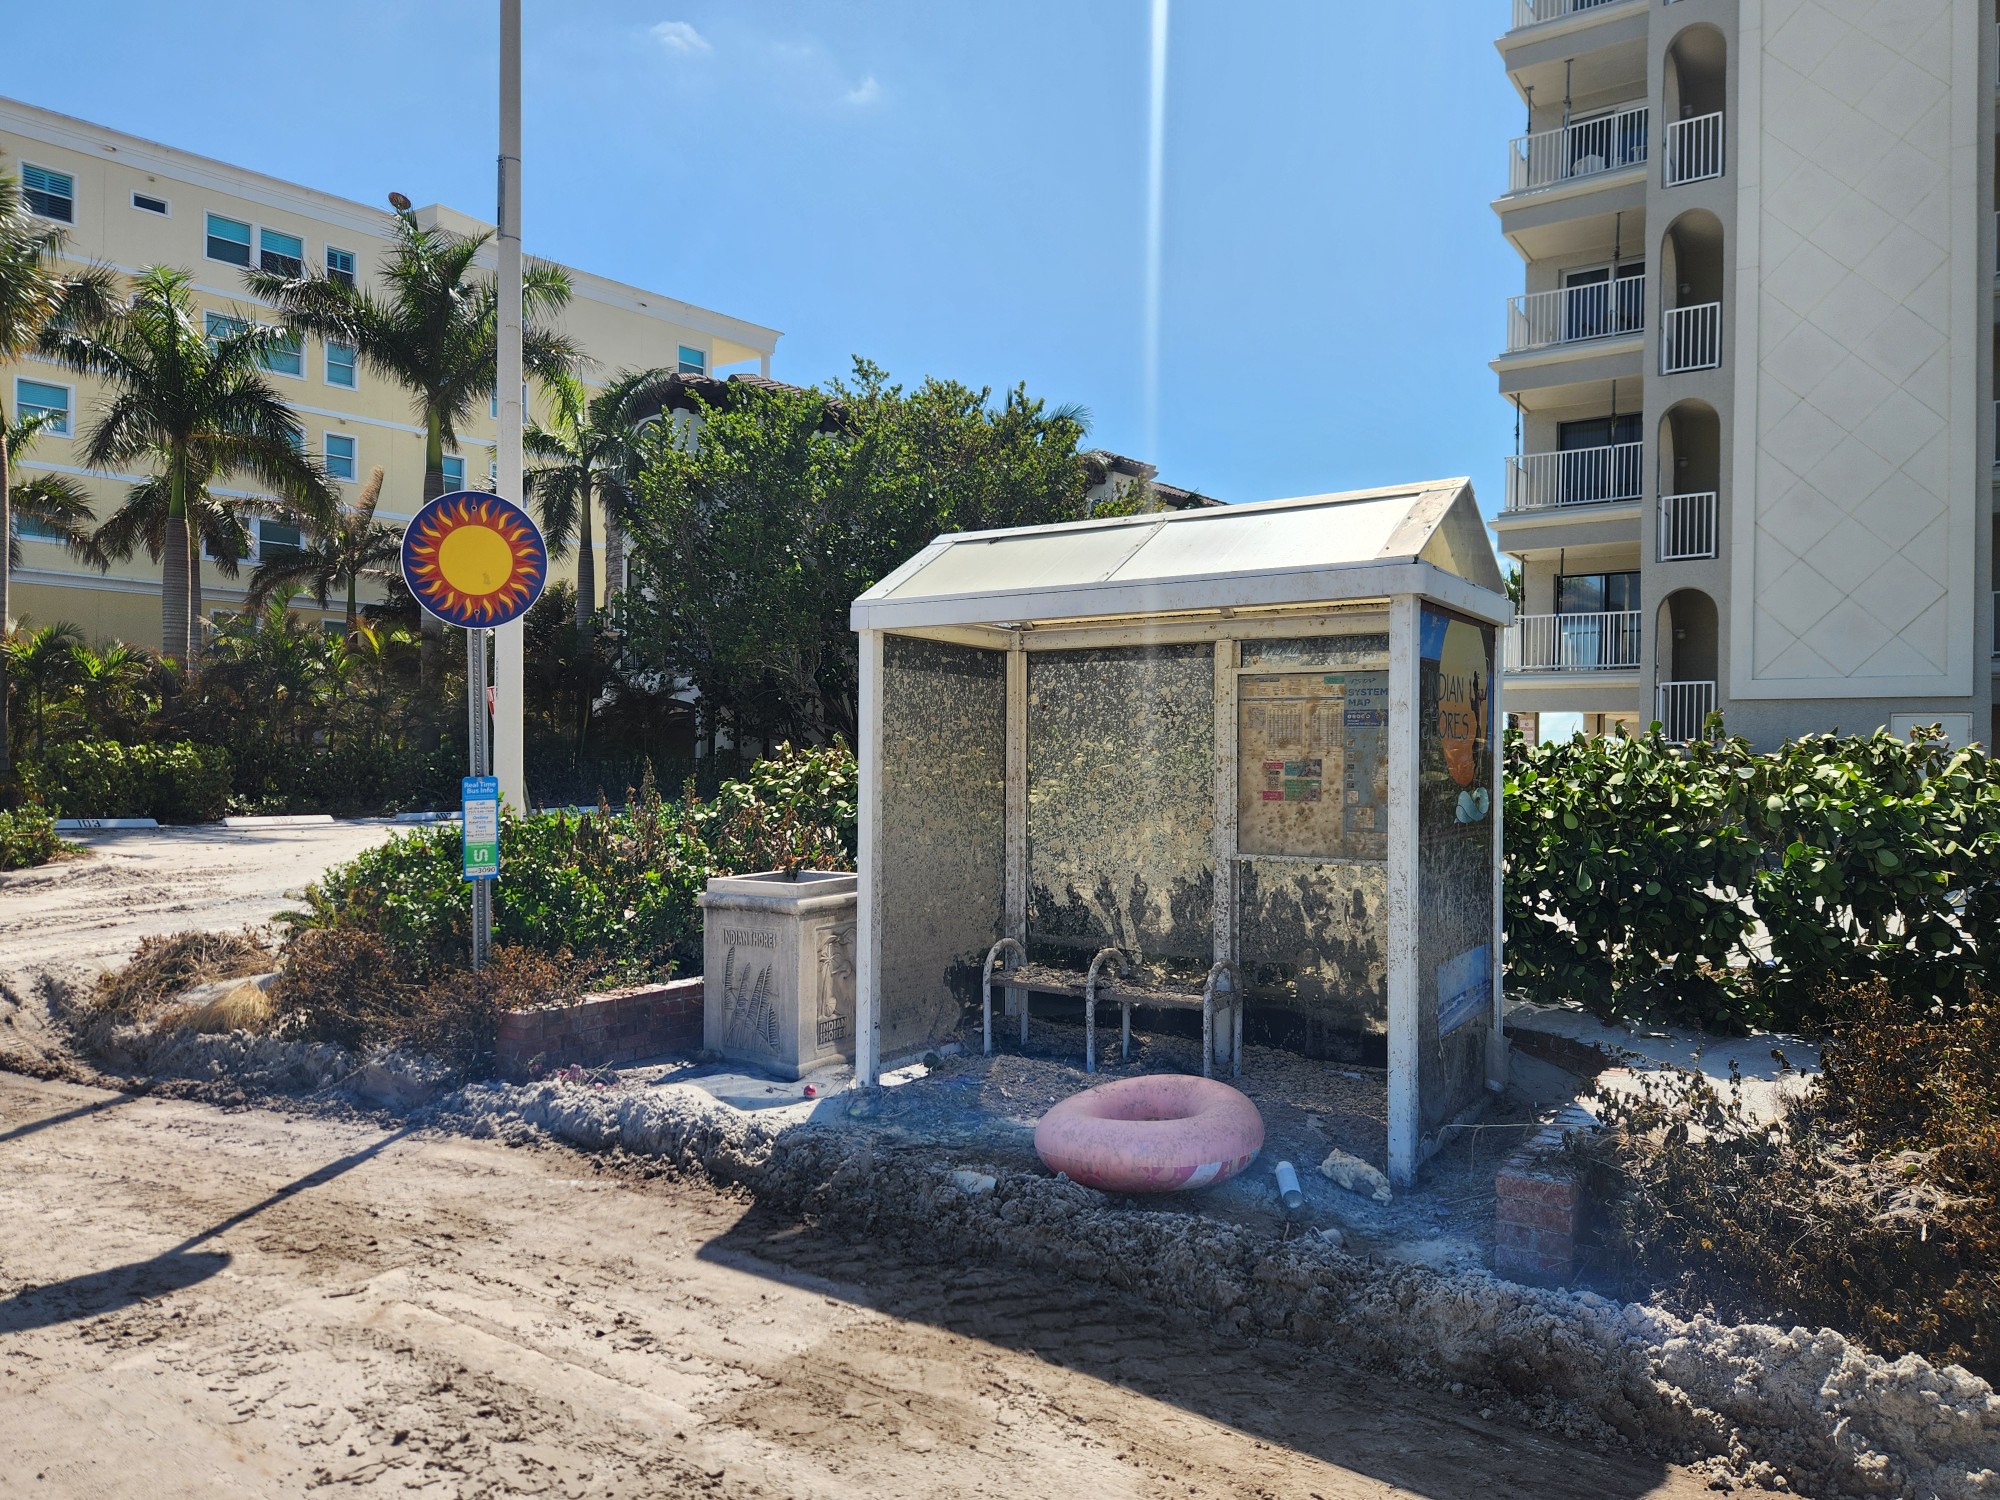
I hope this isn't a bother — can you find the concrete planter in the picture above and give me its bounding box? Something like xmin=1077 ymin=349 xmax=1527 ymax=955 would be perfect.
xmin=697 ymin=870 xmax=858 ymax=1079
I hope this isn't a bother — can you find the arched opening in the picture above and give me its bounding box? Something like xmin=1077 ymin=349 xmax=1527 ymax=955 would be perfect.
xmin=1657 ymin=400 xmax=1720 ymax=559
xmin=1664 ymin=26 xmax=1727 ymax=186
xmin=1660 ymin=209 xmax=1724 ymax=373
xmin=1655 ymin=588 xmax=1719 ymax=739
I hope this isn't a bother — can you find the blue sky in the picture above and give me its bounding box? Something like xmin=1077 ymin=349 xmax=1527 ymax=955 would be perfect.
xmin=4 ymin=2 xmax=1523 ymax=512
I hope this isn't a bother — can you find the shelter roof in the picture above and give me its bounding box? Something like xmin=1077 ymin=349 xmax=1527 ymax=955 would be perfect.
xmin=851 ymin=478 xmax=1507 ymax=636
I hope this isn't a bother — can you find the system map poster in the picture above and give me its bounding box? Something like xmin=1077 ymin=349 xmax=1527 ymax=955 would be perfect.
xmin=1237 ymin=670 xmax=1388 ymax=859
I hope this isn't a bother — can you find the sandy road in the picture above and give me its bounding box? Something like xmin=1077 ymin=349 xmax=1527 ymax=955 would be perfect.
xmin=0 ymin=1073 xmax=1714 ymax=1500
xmin=0 ymin=823 xmax=400 ymax=996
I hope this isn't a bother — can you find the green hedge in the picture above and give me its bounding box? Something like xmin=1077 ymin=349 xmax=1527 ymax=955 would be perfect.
xmin=27 ymin=740 xmax=233 ymax=823
xmin=1505 ymin=726 xmax=2000 ymax=1031
xmin=0 ymin=806 xmax=77 ymax=870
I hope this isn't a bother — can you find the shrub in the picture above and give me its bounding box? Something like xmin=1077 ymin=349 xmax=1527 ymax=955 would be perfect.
xmin=1576 ymin=980 xmax=1999 ymax=1380
xmin=0 ymin=805 xmax=79 ymax=870
xmin=268 ymin=927 xmax=412 ymax=1050
xmin=1506 ymin=725 xmax=2000 ymax=1031
xmin=28 ymin=739 xmax=232 ymax=823
xmin=92 ymin=928 xmax=272 ymax=1024
xmin=286 ymin=744 xmax=856 ymax=984
xmin=392 ymin=945 xmax=582 ymax=1079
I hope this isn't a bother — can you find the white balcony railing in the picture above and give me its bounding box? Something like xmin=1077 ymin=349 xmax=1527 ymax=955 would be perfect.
xmin=1504 ymin=442 xmax=1643 ymax=511
xmin=1510 ymin=0 xmax=1633 ymax=27
xmin=1658 ymin=490 xmax=1718 ymax=560
xmin=1661 ymin=301 xmax=1722 ymax=373
xmin=1656 ymin=680 xmax=1717 ymax=742
xmin=1507 ymin=610 xmax=1643 ymax=673
xmin=1663 ymin=111 xmax=1724 ymax=186
xmin=1509 ymin=105 xmax=1649 ymax=193
xmin=1507 ymin=273 xmax=1647 ymax=352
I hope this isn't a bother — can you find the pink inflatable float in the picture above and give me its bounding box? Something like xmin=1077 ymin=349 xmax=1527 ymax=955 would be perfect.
xmin=1034 ymin=1074 xmax=1264 ymax=1193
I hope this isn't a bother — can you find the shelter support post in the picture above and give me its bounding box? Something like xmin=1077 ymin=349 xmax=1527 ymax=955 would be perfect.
xmin=1487 ymin=664 xmax=1510 ymax=1091
xmin=1385 ymin=593 xmax=1421 ymax=1186
xmin=855 ymin=628 xmax=885 ymax=1085
xmin=1003 ymin=642 xmax=1028 ymax=1015
xmin=1211 ymin=639 xmax=1238 ymax=1068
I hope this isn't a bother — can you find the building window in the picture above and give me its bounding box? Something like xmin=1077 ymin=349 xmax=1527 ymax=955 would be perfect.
xmin=15 ymin=378 xmax=72 ymax=436
xmin=205 ymin=311 xmax=248 ymax=346
xmin=206 ymin=213 xmax=253 ymax=266
xmin=258 ymin=228 xmax=305 ymax=278
xmin=1556 ymin=571 xmax=1641 ymax=615
xmin=676 ymin=345 xmax=706 ymax=375
xmin=325 ymin=340 xmax=357 ymax=388
xmin=131 ymin=191 xmax=170 ymax=216
xmin=259 ymin=519 xmax=304 ymax=559
xmin=22 ymin=164 xmax=73 ymax=223
xmin=325 ymin=433 xmax=357 ymax=481
xmin=441 ymin=455 xmax=465 ymax=489
xmin=261 ymin=331 xmax=304 ymax=378
xmin=14 ymin=512 xmax=68 ymax=543
xmin=325 ymin=246 xmax=356 ymax=290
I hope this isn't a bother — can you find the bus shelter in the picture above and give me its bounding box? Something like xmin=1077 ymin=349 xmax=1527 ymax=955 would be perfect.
xmin=848 ymin=479 xmax=1511 ymax=1184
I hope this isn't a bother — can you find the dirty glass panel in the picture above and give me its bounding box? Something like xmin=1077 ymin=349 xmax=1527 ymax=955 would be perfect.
xmin=1235 ymin=856 xmax=1387 ymax=1056
xmin=878 ymin=635 xmax=1006 ymax=1058
xmin=1238 ymin=632 xmax=1388 ymax=670
xmin=1414 ymin=605 xmax=1499 ymax=1137
xmin=1026 ymin=644 xmax=1213 ymax=977
xmin=1236 ymin=669 xmax=1388 ymax=860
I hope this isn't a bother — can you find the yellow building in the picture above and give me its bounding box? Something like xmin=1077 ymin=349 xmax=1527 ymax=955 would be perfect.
xmin=1 ymin=95 xmax=781 ymax=647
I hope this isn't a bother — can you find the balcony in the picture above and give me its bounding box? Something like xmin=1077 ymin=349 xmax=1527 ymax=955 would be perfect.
xmin=1506 ymin=610 xmax=1642 ymax=672
xmin=1510 ymin=0 xmax=1634 ymax=26
xmin=1507 ymin=273 xmax=1646 ymax=353
xmin=1662 ymin=112 xmax=1724 ymax=186
xmin=1504 ymin=442 xmax=1642 ymax=511
xmin=1661 ymin=301 xmax=1722 ymax=373
xmin=1508 ymin=106 xmax=1648 ymax=194
xmin=1656 ymin=680 xmax=1716 ymax=742
xmin=1658 ymin=490 xmax=1718 ymax=560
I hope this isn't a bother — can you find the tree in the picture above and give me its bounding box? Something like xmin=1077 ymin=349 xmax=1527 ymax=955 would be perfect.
xmin=248 ymin=464 xmax=401 ymax=633
xmin=0 ymin=620 xmax=82 ymax=755
xmin=525 ymin=368 xmax=676 ymax=636
xmin=6 ymin=410 xmax=103 ymax=569
xmin=622 ymin=360 xmax=1094 ymax=747
xmin=48 ymin=267 xmax=336 ymax=664
xmin=71 ymin=640 xmax=167 ymax=740
xmin=0 ymin=167 xmax=116 ymax=778
xmin=247 ymin=205 xmax=579 ymax=680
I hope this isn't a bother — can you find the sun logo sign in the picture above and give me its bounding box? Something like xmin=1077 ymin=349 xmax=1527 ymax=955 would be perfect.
xmin=402 ymin=491 xmax=548 ymax=629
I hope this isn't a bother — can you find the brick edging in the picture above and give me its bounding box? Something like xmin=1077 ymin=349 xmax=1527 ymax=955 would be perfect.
xmin=495 ymin=977 xmax=705 ymax=1081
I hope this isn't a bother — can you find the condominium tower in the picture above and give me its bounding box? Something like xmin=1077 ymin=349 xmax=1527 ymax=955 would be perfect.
xmin=1491 ymin=0 xmax=1996 ymax=750
xmin=0 ymin=96 xmax=781 ymax=647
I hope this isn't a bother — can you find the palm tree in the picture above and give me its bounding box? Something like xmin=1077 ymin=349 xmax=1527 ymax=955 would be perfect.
xmin=71 ymin=640 xmax=165 ymax=739
xmin=47 ymin=266 xmax=336 ymax=665
xmin=248 ymin=205 xmax=578 ymax=680
xmin=0 ymin=168 xmax=116 ymax=777
xmin=6 ymin=410 xmax=104 ymax=570
xmin=0 ymin=620 xmax=82 ymax=755
xmin=248 ymin=464 xmax=401 ymax=633
xmin=525 ymin=368 xmax=676 ymax=637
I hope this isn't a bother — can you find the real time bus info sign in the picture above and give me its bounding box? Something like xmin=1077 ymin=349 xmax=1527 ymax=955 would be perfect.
xmin=462 ymin=775 xmax=500 ymax=881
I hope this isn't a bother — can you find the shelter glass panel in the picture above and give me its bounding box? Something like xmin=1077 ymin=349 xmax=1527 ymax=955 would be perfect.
xmin=1025 ymin=644 xmax=1213 ymax=977
xmin=877 ymin=635 xmax=1006 ymax=1058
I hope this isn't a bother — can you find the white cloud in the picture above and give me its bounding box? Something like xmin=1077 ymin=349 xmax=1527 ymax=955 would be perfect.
xmin=843 ymin=74 xmax=882 ymax=107
xmin=651 ymin=21 xmax=712 ymax=55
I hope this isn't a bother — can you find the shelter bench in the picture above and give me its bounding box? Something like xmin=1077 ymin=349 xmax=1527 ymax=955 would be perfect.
xmin=980 ymin=940 xmax=1242 ymax=1078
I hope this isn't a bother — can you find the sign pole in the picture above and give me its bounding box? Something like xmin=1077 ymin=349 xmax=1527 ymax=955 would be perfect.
xmin=465 ymin=626 xmax=494 ymax=969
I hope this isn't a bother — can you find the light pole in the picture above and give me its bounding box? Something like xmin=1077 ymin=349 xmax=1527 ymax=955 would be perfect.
xmin=493 ymin=0 xmax=527 ymax=812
